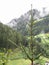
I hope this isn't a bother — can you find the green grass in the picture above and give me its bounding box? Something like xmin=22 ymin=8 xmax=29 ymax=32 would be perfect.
xmin=0 ymin=51 xmax=49 ymax=65
xmin=0 ymin=49 xmax=31 ymax=65
xmin=7 ymin=55 xmax=49 ymax=65
xmin=7 ymin=57 xmax=49 ymax=65
xmin=7 ymin=59 xmax=31 ymax=65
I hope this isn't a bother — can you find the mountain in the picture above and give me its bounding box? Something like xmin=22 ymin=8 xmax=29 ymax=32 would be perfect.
xmin=7 ymin=9 xmax=41 ymax=35
xmin=7 ymin=9 xmax=49 ymax=35
xmin=7 ymin=9 xmax=40 ymax=28
xmin=7 ymin=19 xmax=17 ymax=28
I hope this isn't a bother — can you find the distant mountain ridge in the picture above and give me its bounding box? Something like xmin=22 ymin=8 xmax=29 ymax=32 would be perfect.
xmin=7 ymin=8 xmax=49 ymax=28
xmin=7 ymin=9 xmax=41 ymax=28
xmin=6 ymin=9 xmax=49 ymax=35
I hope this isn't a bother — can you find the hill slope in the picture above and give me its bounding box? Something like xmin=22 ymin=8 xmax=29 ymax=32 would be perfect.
xmin=7 ymin=9 xmax=49 ymax=35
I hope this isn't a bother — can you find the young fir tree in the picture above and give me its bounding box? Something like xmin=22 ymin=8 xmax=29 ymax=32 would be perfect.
xmin=20 ymin=4 xmax=42 ymax=65
xmin=8 ymin=4 xmax=49 ymax=65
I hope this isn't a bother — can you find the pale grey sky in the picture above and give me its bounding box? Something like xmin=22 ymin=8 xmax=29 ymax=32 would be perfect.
xmin=0 ymin=0 xmax=49 ymax=24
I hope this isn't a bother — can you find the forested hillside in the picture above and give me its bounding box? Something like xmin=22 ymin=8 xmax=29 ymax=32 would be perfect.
xmin=7 ymin=9 xmax=49 ymax=36
xmin=0 ymin=14 xmax=49 ymax=49
xmin=0 ymin=22 xmax=25 ymax=49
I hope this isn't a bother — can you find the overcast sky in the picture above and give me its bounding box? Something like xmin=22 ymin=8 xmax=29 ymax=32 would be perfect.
xmin=0 ymin=0 xmax=49 ymax=24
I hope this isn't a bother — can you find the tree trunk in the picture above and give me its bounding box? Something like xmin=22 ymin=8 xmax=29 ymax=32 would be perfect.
xmin=31 ymin=61 xmax=33 ymax=65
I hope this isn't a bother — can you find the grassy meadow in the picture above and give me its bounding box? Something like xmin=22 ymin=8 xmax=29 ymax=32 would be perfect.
xmin=8 ymin=59 xmax=31 ymax=65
